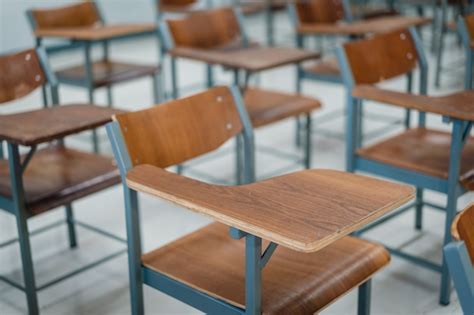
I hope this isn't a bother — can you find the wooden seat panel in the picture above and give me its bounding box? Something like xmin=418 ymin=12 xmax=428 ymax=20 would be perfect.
xmin=357 ymin=128 xmax=474 ymax=188
xmin=244 ymin=87 xmax=321 ymax=128
xmin=143 ymin=222 xmax=390 ymax=314
xmin=56 ymin=61 xmax=160 ymax=88
xmin=0 ymin=105 xmax=123 ymax=146
xmin=0 ymin=146 xmax=120 ymax=216
xmin=302 ymin=57 xmax=341 ymax=77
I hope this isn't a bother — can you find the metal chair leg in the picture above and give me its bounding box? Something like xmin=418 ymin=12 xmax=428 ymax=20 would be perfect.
xmin=124 ymin=187 xmax=144 ymax=315
xmin=304 ymin=113 xmax=312 ymax=169
xmin=84 ymin=42 xmax=100 ymax=154
xmin=235 ymin=135 xmax=244 ymax=185
xmin=65 ymin=204 xmax=78 ymax=249
xmin=206 ymin=64 xmax=214 ymax=88
xmin=295 ymin=66 xmax=303 ymax=148
xmin=89 ymin=89 xmax=100 ymax=154
xmin=152 ymin=73 xmax=163 ymax=105
xmin=439 ymin=119 xmax=463 ymax=305
xmin=295 ymin=117 xmax=302 ymax=148
xmin=245 ymin=234 xmax=262 ymax=315
xmin=415 ymin=188 xmax=423 ymax=230
xmin=16 ymin=215 xmax=39 ymax=315
xmin=9 ymin=143 xmax=39 ymax=315
xmin=106 ymin=86 xmax=113 ymax=108
xmin=357 ymin=280 xmax=371 ymax=315
xmin=465 ymin=50 xmax=473 ymax=90
xmin=435 ymin=5 xmax=447 ymax=87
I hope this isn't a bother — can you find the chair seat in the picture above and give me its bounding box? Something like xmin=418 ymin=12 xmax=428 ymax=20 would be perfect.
xmin=240 ymin=1 xmax=287 ymax=15
xmin=303 ymin=57 xmax=341 ymax=78
xmin=56 ymin=60 xmax=160 ymax=88
xmin=0 ymin=146 xmax=120 ymax=216
xmin=244 ymin=87 xmax=321 ymax=128
xmin=357 ymin=128 xmax=474 ymax=189
xmin=142 ymin=222 xmax=390 ymax=314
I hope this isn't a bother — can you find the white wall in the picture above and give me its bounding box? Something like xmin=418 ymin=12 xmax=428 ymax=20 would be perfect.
xmin=0 ymin=0 xmax=156 ymax=53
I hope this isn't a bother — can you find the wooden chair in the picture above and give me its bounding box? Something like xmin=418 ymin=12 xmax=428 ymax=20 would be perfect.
xmin=27 ymin=1 xmax=162 ymax=152
xmin=107 ymin=85 xmax=417 ymax=315
xmin=0 ymin=48 xmax=124 ymax=315
xmin=444 ymin=204 xmax=474 ymax=315
xmin=336 ymin=27 xmax=474 ymax=305
xmin=161 ymin=7 xmax=322 ymax=183
xmin=458 ymin=12 xmax=474 ymax=89
xmin=288 ymin=0 xmax=431 ymax=145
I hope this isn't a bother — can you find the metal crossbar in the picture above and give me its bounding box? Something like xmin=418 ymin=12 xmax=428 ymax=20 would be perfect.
xmin=0 ymin=218 xmax=126 ymax=293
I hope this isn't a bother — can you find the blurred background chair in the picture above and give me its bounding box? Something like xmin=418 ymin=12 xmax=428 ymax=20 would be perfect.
xmin=337 ymin=27 xmax=474 ymax=305
xmin=27 ymin=1 xmax=162 ymax=153
xmin=0 ymin=47 xmax=125 ymax=315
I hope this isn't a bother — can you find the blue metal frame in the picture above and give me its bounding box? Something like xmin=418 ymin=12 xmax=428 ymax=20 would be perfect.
xmin=337 ymin=26 xmax=469 ymax=305
xmin=106 ymin=86 xmax=256 ymax=315
xmin=107 ymin=85 xmax=375 ymax=315
xmin=444 ymin=241 xmax=474 ymax=315
xmin=458 ymin=15 xmax=473 ymax=90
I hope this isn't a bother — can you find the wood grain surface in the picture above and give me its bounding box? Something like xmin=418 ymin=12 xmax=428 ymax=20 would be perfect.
xmin=297 ymin=16 xmax=431 ymax=35
xmin=353 ymin=85 xmax=474 ymax=121
xmin=127 ymin=165 xmax=414 ymax=252
xmin=56 ymin=61 xmax=160 ymax=88
xmin=35 ymin=24 xmax=156 ymax=41
xmin=114 ymin=86 xmax=242 ymax=168
xmin=143 ymin=222 xmax=390 ymax=314
xmin=0 ymin=105 xmax=122 ymax=146
xmin=0 ymin=146 xmax=120 ymax=216
xmin=244 ymin=87 xmax=321 ymax=128
xmin=0 ymin=49 xmax=46 ymax=104
xmin=357 ymin=128 xmax=474 ymax=187
xmin=30 ymin=2 xmax=100 ymax=29
xmin=169 ymin=46 xmax=320 ymax=72
xmin=343 ymin=28 xmax=419 ymax=84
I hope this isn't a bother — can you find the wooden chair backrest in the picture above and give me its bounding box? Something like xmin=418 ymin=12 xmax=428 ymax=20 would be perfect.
xmin=295 ymin=0 xmax=346 ymax=24
xmin=114 ymin=86 xmax=243 ymax=168
xmin=0 ymin=49 xmax=46 ymax=104
xmin=167 ymin=7 xmax=241 ymax=49
xmin=463 ymin=13 xmax=474 ymax=40
xmin=342 ymin=28 xmax=419 ymax=85
xmin=30 ymin=2 xmax=100 ymax=29
xmin=452 ymin=204 xmax=474 ymax=264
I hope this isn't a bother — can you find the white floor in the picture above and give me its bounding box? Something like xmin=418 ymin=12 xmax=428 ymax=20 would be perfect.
xmin=1 ymin=9 xmax=473 ymax=315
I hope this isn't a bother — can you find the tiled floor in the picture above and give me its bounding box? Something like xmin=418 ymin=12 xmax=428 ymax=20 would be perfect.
xmin=1 ymin=8 xmax=473 ymax=315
